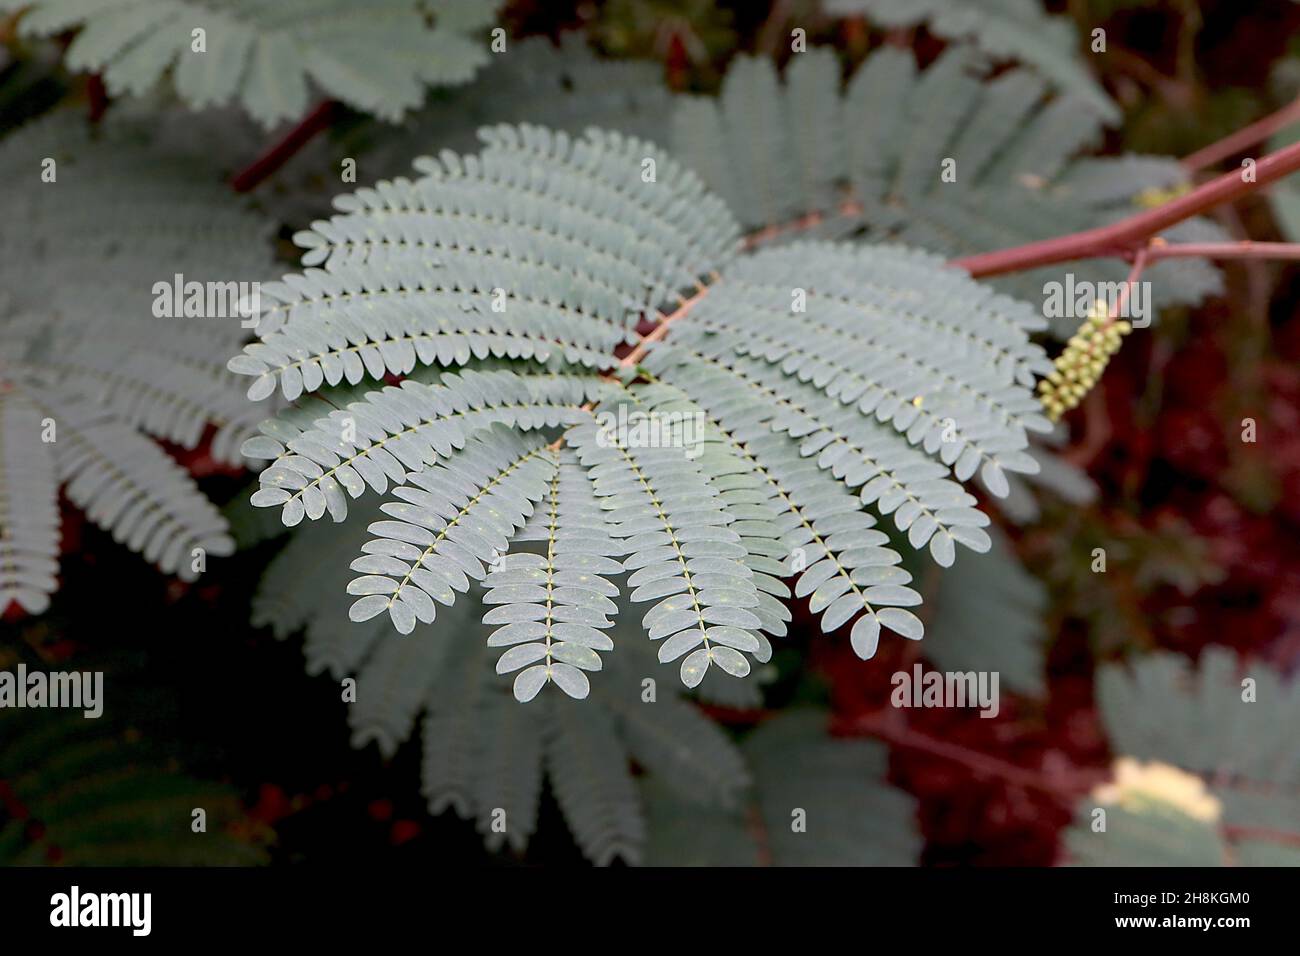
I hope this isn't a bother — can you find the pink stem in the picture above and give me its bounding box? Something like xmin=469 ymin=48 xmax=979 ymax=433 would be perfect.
xmin=1143 ymin=239 xmax=1300 ymax=262
xmin=1182 ymin=97 xmax=1300 ymax=173
xmin=952 ymin=138 xmax=1300 ymax=278
xmin=231 ymin=100 xmax=337 ymax=193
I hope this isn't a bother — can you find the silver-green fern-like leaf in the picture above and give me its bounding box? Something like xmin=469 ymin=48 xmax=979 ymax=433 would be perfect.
xmin=347 ymin=424 xmax=557 ymax=636
xmin=1 ymin=0 xmax=498 ymax=127
xmin=50 ymin=394 xmax=235 ymax=575
xmin=643 ymin=242 xmax=1054 ymax=528
xmin=484 ymin=450 xmax=623 ymax=702
xmin=671 ymin=46 xmax=1224 ymax=331
xmin=229 ymin=124 xmax=735 ymax=403
xmin=231 ymin=120 xmax=1054 ymax=695
xmin=0 ymin=114 xmax=273 ymax=613
xmin=0 ymin=394 xmax=60 ymax=614
xmin=253 ymin=513 xmax=751 ymax=864
xmin=351 ymin=34 xmax=674 ymax=186
xmin=824 ymin=0 xmax=1117 ymax=123
xmin=246 ymin=364 xmax=611 ymax=525
xmin=570 ymin=397 xmax=768 ymax=690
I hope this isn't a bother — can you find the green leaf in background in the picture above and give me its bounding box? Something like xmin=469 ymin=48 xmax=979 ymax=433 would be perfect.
xmin=646 ymin=709 xmax=922 ymax=865
xmin=670 ymin=45 xmax=1225 ymax=333
xmin=823 ymin=0 xmax=1118 ymax=123
xmin=0 ymin=113 xmax=274 ymax=614
xmin=0 ymin=0 xmax=499 ymax=127
xmin=0 ymin=698 xmax=268 ymax=866
xmin=1064 ymin=649 xmax=1300 ymax=866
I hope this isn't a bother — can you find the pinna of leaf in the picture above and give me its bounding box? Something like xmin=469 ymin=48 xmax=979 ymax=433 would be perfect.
xmin=0 ymin=0 xmax=499 ymax=128
xmin=231 ymin=123 xmax=1053 ymax=702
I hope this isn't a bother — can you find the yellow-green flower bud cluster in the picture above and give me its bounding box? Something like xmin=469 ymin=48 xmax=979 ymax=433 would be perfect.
xmin=1037 ymin=304 xmax=1132 ymax=421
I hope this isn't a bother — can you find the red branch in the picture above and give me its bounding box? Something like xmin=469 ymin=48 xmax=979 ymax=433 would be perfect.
xmin=952 ymin=138 xmax=1300 ymax=277
xmin=231 ymin=100 xmax=337 ymax=193
xmin=1111 ymin=247 xmax=1151 ymax=318
xmin=1144 ymin=239 xmax=1300 ymax=262
xmin=1182 ymin=96 xmax=1300 ymax=173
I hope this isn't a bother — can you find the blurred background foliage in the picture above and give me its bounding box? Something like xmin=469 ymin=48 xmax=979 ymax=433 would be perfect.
xmin=2 ymin=0 xmax=1299 ymax=866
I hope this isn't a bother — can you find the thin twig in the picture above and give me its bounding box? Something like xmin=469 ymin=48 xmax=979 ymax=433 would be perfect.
xmin=544 ymin=278 xmax=718 ymax=452
xmin=1181 ymin=97 xmax=1300 ymax=173
xmin=619 ymin=280 xmax=714 ymax=368
xmin=86 ymin=74 xmax=107 ymax=123
xmin=1142 ymin=239 xmax=1300 ymax=262
xmin=231 ymin=100 xmax=337 ymax=193
xmin=756 ymin=0 xmax=794 ymax=57
xmin=1105 ymin=47 xmax=1194 ymax=109
xmin=953 ymin=138 xmax=1300 ymax=277
xmin=742 ymin=199 xmax=863 ymax=249
xmin=1113 ymin=246 xmax=1151 ymax=316
xmin=847 ymin=710 xmax=1106 ymax=798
